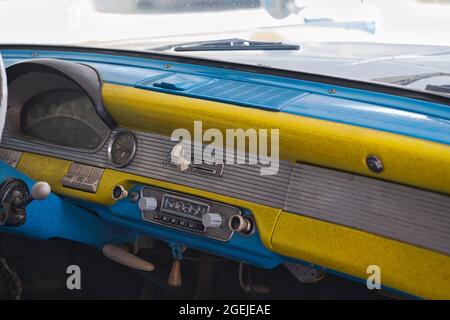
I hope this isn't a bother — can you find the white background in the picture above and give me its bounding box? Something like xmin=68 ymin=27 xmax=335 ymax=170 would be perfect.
xmin=1 ymin=0 xmax=450 ymax=47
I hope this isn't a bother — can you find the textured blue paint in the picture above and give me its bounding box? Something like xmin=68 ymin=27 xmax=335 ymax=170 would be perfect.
xmin=87 ymin=61 xmax=168 ymax=86
xmin=96 ymin=185 xmax=282 ymax=269
xmin=74 ymin=186 xmax=417 ymax=297
xmin=0 ymin=48 xmax=438 ymax=297
xmin=2 ymin=49 xmax=450 ymax=145
xmin=0 ymin=161 xmax=133 ymax=248
xmin=151 ymin=73 xmax=212 ymax=91
xmin=137 ymin=72 xmax=308 ymax=111
xmin=0 ymin=167 xmax=416 ymax=296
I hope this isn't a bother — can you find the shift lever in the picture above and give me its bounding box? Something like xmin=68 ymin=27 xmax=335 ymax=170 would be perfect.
xmin=15 ymin=181 xmax=51 ymax=208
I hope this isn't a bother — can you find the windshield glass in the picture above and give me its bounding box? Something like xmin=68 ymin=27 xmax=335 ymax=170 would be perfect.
xmin=2 ymin=0 xmax=450 ymax=96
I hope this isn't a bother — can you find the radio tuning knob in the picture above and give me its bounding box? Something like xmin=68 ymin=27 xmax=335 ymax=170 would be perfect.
xmin=202 ymin=213 xmax=223 ymax=228
xmin=138 ymin=196 xmax=158 ymax=211
xmin=171 ymin=143 xmax=191 ymax=171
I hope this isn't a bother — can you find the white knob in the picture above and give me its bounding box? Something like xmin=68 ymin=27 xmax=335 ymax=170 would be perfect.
xmin=202 ymin=213 xmax=222 ymax=228
xmin=138 ymin=197 xmax=158 ymax=211
xmin=171 ymin=143 xmax=191 ymax=171
xmin=31 ymin=181 xmax=51 ymax=200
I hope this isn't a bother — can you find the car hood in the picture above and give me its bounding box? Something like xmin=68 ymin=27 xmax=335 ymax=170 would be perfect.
xmin=168 ymin=41 xmax=450 ymax=90
xmin=82 ymin=38 xmax=450 ymax=91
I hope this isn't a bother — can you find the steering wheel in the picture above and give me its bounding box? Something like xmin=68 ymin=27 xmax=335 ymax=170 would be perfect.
xmin=0 ymin=55 xmax=52 ymax=226
xmin=0 ymin=53 xmax=6 ymax=141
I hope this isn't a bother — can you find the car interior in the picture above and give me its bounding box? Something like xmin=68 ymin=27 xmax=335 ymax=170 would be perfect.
xmin=0 ymin=42 xmax=449 ymax=300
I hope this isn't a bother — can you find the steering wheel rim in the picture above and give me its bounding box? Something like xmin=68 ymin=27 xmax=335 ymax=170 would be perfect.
xmin=0 ymin=54 xmax=7 ymax=142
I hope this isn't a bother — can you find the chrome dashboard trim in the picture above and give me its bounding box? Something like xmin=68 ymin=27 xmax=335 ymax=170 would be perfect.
xmin=284 ymin=163 xmax=450 ymax=256
xmin=3 ymin=127 xmax=450 ymax=254
xmin=1 ymin=127 xmax=293 ymax=208
xmin=140 ymin=185 xmax=239 ymax=242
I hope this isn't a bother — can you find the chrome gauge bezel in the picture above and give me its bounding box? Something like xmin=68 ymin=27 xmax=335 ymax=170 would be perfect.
xmin=107 ymin=130 xmax=137 ymax=168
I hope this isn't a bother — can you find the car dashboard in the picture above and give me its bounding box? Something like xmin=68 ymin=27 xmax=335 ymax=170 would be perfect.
xmin=0 ymin=47 xmax=450 ymax=299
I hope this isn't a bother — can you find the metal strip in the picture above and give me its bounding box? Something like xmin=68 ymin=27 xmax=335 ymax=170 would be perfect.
xmin=284 ymin=163 xmax=450 ymax=255
xmin=0 ymin=128 xmax=292 ymax=207
xmin=3 ymin=126 xmax=450 ymax=254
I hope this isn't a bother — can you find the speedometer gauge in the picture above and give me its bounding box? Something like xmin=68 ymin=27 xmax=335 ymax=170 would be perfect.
xmin=107 ymin=130 xmax=137 ymax=167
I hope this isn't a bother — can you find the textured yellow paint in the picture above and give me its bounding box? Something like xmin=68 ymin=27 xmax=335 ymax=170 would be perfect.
xmin=15 ymin=83 xmax=450 ymax=299
xmin=16 ymin=152 xmax=280 ymax=249
xmin=272 ymin=211 xmax=450 ymax=299
xmin=102 ymin=83 xmax=450 ymax=196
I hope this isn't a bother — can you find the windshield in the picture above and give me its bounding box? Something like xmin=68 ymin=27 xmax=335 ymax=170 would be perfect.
xmin=2 ymin=0 xmax=450 ymax=96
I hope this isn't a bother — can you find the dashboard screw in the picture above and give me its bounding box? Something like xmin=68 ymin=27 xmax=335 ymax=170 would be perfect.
xmin=31 ymin=52 xmax=38 ymax=57
xmin=328 ymin=88 xmax=336 ymax=94
xmin=366 ymin=155 xmax=384 ymax=173
xmin=164 ymin=63 xmax=171 ymax=69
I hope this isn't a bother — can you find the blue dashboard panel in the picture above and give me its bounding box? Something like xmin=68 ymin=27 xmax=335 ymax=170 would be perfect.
xmin=76 ymin=185 xmax=283 ymax=269
xmin=0 ymin=160 xmax=281 ymax=268
xmin=0 ymin=163 xmax=413 ymax=296
xmin=2 ymin=49 xmax=450 ymax=145
xmin=136 ymin=72 xmax=308 ymax=111
xmin=0 ymin=49 xmax=440 ymax=298
xmin=76 ymin=186 xmax=414 ymax=297
xmin=87 ymin=61 xmax=168 ymax=86
xmin=151 ymin=73 xmax=212 ymax=91
xmin=0 ymin=161 xmax=135 ymax=248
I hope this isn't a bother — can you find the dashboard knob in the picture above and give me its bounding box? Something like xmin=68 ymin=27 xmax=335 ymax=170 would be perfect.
xmin=31 ymin=181 xmax=51 ymax=200
xmin=138 ymin=197 xmax=158 ymax=211
xmin=171 ymin=143 xmax=191 ymax=171
xmin=202 ymin=213 xmax=222 ymax=228
xmin=229 ymin=215 xmax=253 ymax=235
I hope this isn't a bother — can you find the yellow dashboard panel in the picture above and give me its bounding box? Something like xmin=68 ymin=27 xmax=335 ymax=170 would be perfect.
xmin=16 ymin=152 xmax=281 ymax=249
xmin=272 ymin=211 xmax=450 ymax=299
xmin=103 ymin=83 xmax=450 ymax=196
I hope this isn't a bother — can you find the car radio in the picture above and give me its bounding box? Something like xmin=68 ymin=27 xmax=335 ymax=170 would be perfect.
xmin=138 ymin=186 xmax=242 ymax=241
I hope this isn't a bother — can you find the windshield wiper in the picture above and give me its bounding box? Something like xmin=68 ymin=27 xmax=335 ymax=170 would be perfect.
xmin=373 ymin=73 xmax=450 ymax=96
xmin=149 ymin=38 xmax=300 ymax=52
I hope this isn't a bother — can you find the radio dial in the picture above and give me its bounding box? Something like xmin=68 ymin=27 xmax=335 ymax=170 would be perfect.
xmin=202 ymin=213 xmax=222 ymax=228
xmin=138 ymin=196 xmax=158 ymax=211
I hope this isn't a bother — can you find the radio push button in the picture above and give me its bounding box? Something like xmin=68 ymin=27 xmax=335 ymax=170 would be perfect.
xmin=178 ymin=219 xmax=187 ymax=227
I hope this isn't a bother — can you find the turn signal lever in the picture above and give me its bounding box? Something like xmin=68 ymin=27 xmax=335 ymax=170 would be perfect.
xmin=0 ymin=179 xmax=51 ymax=227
